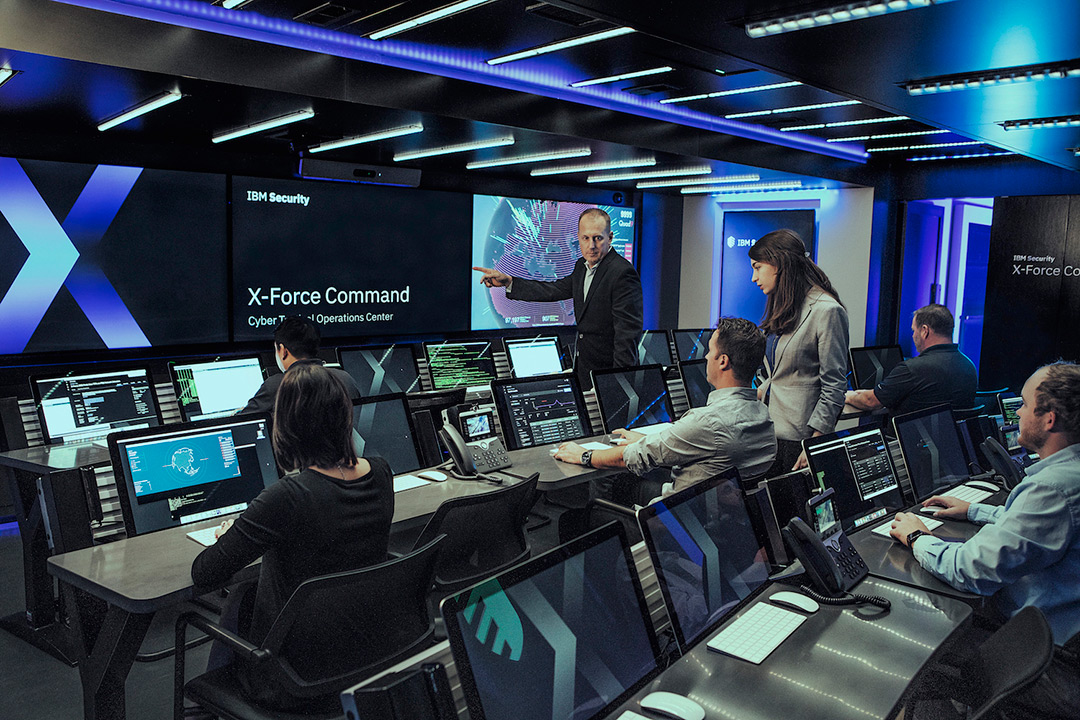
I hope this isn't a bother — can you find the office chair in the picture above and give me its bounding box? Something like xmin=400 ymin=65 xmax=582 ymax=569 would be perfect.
xmin=411 ymin=474 xmax=538 ymax=596
xmin=173 ymin=535 xmax=445 ymax=720
xmin=980 ymin=437 xmax=1025 ymax=490
xmin=558 ymin=497 xmax=643 ymax=546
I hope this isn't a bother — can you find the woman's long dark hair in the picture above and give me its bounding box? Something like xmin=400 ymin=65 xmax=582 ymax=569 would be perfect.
xmin=748 ymin=229 xmax=842 ymax=335
xmin=272 ymin=361 xmax=357 ymax=472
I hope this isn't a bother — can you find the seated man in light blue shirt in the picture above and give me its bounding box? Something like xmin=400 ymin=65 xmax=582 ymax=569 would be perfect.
xmin=554 ymin=317 xmax=777 ymax=498
xmin=890 ymin=360 xmax=1080 ymax=718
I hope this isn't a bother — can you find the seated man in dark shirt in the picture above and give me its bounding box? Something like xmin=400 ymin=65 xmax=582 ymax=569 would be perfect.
xmin=239 ymin=315 xmax=360 ymax=415
xmin=845 ymin=304 xmax=977 ymax=417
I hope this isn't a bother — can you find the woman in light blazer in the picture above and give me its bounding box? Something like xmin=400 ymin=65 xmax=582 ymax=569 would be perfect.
xmin=750 ymin=229 xmax=849 ymax=474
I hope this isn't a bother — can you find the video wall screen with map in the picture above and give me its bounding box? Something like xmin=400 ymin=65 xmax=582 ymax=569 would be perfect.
xmin=471 ymin=196 xmax=636 ymax=330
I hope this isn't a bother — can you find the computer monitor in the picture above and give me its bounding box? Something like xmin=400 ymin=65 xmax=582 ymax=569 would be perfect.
xmin=109 ymin=414 xmax=277 ymax=536
xmin=490 ymin=374 xmax=590 ymax=450
xmin=423 ymin=339 xmax=498 ymax=391
xmin=591 ymin=364 xmax=675 ymax=433
xmin=893 ymin=405 xmax=971 ymax=502
xmin=848 ymin=345 xmax=904 ymax=390
xmin=337 ymin=344 xmax=421 ymax=396
xmin=352 ymin=394 xmax=423 ymax=475
xmin=169 ymin=356 xmax=265 ymax=422
xmin=637 ymin=470 xmax=771 ymax=653
xmin=672 ymin=328 xmax=711 ymax=362
xmin=442 ymin=523 xmax=661 ymax=720
xmin=804 ymin=427 xmax=904 ymax=533
xmin=637 ymin=330 xmax=672 ymax=367
xmin=999 ymin=395 xmax=1022 ymax=425
xmin=31 ymin=367 xmax=163 ymax=445
xmin=678 ymin=359 xmax=711 ymax=409
xmin=503 ymin=336 xmax=563 ymax=378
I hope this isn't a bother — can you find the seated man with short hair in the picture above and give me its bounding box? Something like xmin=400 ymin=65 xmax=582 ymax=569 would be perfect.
xmin=846 ymin=304 xmax=977 ymax=416
xmin=890 ymin=361 xmax=1080 ymax=718
xmin=240 ymin=315 xmax=360 ymax=416
xmin=554 ymin=317 xmax=776 ymax=498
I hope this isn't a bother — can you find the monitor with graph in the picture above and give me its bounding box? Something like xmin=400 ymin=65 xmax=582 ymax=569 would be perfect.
xmin=170 ymin=356 xmax=265 ymax=422
xmin=592 ymin=364 xmax=675 ymax=433
xmin=31 ymin=367 xmax=163 ymax=445
xmin=490 ymin=374 xmax=590 ymax=450
xmin=338 ymin=344 xmax=421 ymax=395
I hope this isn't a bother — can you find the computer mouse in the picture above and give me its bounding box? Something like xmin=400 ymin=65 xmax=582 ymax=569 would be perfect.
xmin=919 ymin=506 xmax=941 ymax=515
xmin=417 ymin=470 xmax=447 ymax=482
xmin=966 ymin=480 xmax=1000 ymax=493
xmin=638 ymin=691 xmax=705 ymax=720
xmin=768 ymin=591 xmax=820 ymax=614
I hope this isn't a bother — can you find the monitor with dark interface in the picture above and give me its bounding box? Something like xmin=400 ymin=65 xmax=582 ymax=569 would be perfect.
xmin=637 ymin=470 xmax=770 ymax=652
xmin=849 ymin=345 xmax=904 ymax=390
xmin=170 ymin=356 xmax=265 ymax=422
xmin=503 ymin=336 xmax=563 ymax=378
xmin=999 ymin=395 xmax=1022 ymax=426
xmin=679 ymin=359 xmax=711 ymax=409
xmin=592 ymin=365 xmax=675 ymax=433
xmin=804 ymin=427 xmax=904 ymax=533
xmin=352 ymin=394 xmax=423 ymax=475
xmin=32 ymin=367 xmax=163 ymax=445
xmin=672 ymin=329 xmax=711 ymax=362
xmin=893 ymin=405 xmax=971 ymax=502
xmin=338 ymin=344 xmax=421 ymax=396
xmin=637 ymin=330 xmax=673 ymax=367
xmin=110 ymin=415 xmax=277 ymax=536
xmin=442 ymin=523 xmax=660 ymax=720
xmin=424 ymin=340 xmax=498 ymax=391
xmin=491 ymin=374 xmax=590 ymax=450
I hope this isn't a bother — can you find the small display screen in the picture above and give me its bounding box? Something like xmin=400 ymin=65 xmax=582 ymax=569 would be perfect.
xmin=462 ymin=411 xmax=496 ymax=441
xmin=811 ymin=496 xmax=841 ymax=541
xmin=1000 ymin=396 xmax=1022 ymax=425
xmin=679 ymin=359 xmax=711 ymax=409
xmin=849 ymin=345 xmax=904 ymax=390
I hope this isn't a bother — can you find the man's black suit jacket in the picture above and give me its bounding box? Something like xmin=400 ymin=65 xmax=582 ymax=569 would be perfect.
xmin=506 ymin=250 xmax=643 ymax=388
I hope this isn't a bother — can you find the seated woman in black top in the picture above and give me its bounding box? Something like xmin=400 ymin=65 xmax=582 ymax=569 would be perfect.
xmin=191 ymin=360 xmax=395 ymax=708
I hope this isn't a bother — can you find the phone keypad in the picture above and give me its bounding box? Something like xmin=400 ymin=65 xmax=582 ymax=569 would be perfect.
xmin=830 ymin=538 xmax=868 ymax=587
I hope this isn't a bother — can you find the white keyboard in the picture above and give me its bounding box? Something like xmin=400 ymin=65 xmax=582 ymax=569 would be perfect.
xmin=706 ymin=602 xmax=806 ymax=664
xmin=871 ymin=515 xmax=943 ymax=538
xmin=186 ymin=526 xmax=220 ymax=547
xmin=943 ymin=484 xmax=994 ymax=504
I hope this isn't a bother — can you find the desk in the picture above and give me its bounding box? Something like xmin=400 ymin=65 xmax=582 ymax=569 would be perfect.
xmin=609 ymin=578 xmax=973 ymax=720
xmin=47 ymin=473 xmax=526 ymax=720
xmin=0 ymin=443 xmax=110 ymax=665
xmin=497 ymin=434 xmax=615 ymax=490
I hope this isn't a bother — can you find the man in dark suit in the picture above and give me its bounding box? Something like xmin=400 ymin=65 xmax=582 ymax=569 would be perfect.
xmin=473 ymin=208 xmax=643 ymax=388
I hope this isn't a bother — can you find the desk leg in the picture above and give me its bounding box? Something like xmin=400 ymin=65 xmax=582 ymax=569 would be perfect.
xmin=63 ymin=583 xmax=153 ymax=720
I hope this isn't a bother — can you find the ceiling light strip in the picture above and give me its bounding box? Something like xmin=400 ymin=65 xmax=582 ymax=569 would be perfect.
xmin=904 ymin=60 xmax=1080 ymax=95
xmin=370 ymin=0 xmax=494 ymax=40
xmin=395 ymin=134 xmax=514 ymax=161
xmin=726 ymin=99 xmax=859 ymax=119
xmin=570 ymin=66 xmax=672 ymax=88
xmin=782 ymin=115 xmax=910 ymax=132
xmin=826 ymin=129 xmax=948 ymax=142
xmin=212 ymin=108 xmax=314 ymax=143
xmin=660 ymin=81 xmax=801 ymax=104
xmin=0 ymin=67 xmax=18 ymax=89
xmin=1001 ymin=115 xmax=1080 ymax=131
xmin=466 ymin=147 xmax=592 ymax=169
xmin=530 ymin=157 xmax=655 ymax=177
xmin=487 ymin=27 xmax=636 ymax=66
xmin=867 ymin=140 xmax=982 ymax=152
xmin=747 ymin=0 xmax=956 ymax=38
xmin=98 ymin=89 xmax=184 ymax=131
xmin=586 ymin=165 xmax=711 ymax=183
xmin=637 ymin=173 xmax=761 ymax=189
xmin=907 ymin=152 xmax=1014 ymax=162
xmin=682 ymin=180 xmax=803 ymax=194
xmin=307 ymin=123 xmax=425 ymax=153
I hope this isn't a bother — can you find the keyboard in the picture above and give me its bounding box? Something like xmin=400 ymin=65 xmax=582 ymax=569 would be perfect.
xmin=942 ymin=484 xmax=994 ymax=504
xmin=706 ymin=601 xmax=806 ymax=664
xmin=186 ymin=526 xmax=221 ymax=547
xmin=871 ymin=515 xmax=942 ymax=538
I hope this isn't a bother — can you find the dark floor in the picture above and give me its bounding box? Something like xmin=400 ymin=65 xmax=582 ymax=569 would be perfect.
xmin=0 ymin=491 xmax=576 ymax=720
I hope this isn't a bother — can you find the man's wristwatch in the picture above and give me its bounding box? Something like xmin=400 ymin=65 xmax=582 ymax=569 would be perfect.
xmin=581 ymin=450 xmax=594 ymax=468
xmin=906 ymin=529 xmax=930 ymax=549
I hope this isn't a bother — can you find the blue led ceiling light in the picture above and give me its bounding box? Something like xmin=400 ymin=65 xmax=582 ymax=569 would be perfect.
xmin=97 ymin=89 xmax=184 ymax=131
xmin=904 ymin=60 xmax=1080 ymax=95
xmin=637 ymin=173 xmax=760 ymax=189
xmin=370 ymin=0 xmax=496 ymax=40
xmin=867 ymin=140 xmax=982 ymax=152
xmin=781 ymin=115 xmax=909 ymax=132
xmin=466 ymin=147 xmax=591 ymax=169
xmin=530 ymin=157 xmax=655 ymax=177
xmin=52 ymin=0 xmax=867 ymax=163
xmin=571 ymin=66 xmax=672 ymax=88
xmin=586 ymin=165 xmax=711 ymax=183
xmin=394 ymin=134 xmax=514 ymax=161
xmin=307 ymin=123 xmax=425 ymax=153
xmin=907 ymin=152 xmax=1013 ymax=161
xmin=212 ymin=108 xmax=314 ymax=143
xmin=1001 ymin=115 xmax=1080 ymax=131
xmin=747 ymin=0 xmax=957 ymax=38
xmin=826 ymin=129 xmax=947 ymax=142
xmin=725 ymin=100 xmax=859 ymax=119
xmin=661 ymin=81 xmax=801 ymax=104
xmin=682 ymin=180 xmax=802 ymax=194
xmin=487 ymin=27 xmax=636 ymax=66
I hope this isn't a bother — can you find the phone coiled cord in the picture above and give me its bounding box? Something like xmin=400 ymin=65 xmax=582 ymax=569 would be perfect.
xmin=799 ymin=584 xmax=892 ymax=611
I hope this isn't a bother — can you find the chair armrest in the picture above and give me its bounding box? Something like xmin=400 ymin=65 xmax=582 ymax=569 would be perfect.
xmin=174 ymin=612 xmax=271 ymax=720
xmin=590 ymin=498 xmax=636 ymax=518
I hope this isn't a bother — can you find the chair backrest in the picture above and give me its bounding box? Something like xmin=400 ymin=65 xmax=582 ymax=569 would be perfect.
xmin=953 ymin=405 xmax=986 ymax=421
xmin=254 ymin=534 xmax=445 ymax=701
xmin=586 ymin=497 xmax=643 ymax=545
xmin=981 ymin=437 xmax=1026 ymax=490
xmin=966 ymin=605 xmax=1055 ymax=720
xmin=413 ymin=473 xmax=538 ymax=594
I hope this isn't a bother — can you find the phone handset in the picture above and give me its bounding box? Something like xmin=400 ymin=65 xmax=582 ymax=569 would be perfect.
xmin=438 ymin=424 xmax=478 ymax=477
xmin=782 ymin=516 xmax=849 ymax=596
xmin=436 ymin=424 xmax=508 ymax=483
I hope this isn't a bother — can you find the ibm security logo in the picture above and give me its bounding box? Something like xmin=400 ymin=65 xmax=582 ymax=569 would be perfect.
xmin=0 ymin=158 xmax=150 ymax=353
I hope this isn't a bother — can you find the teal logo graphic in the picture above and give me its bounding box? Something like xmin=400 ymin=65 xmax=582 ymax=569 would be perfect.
xmin=463 ymin=579 xmax=524 ymax=661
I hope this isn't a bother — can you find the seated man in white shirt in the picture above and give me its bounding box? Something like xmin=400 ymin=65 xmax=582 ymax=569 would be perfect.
xmin=554 ymin=317 xmax=777 ymax=502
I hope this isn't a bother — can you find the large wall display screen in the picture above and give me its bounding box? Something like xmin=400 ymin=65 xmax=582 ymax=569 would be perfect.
xmin=0 ymin=157 xmax=227 ymax=354
xmin=471 ymin=196 xmax=636 ymax=330
xmin=232 ymin=177 xmax=472 ymax=340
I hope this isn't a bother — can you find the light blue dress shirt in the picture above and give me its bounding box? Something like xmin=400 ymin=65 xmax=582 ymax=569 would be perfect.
xmin=912 ymin=442 xmax=1080 ymax=643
